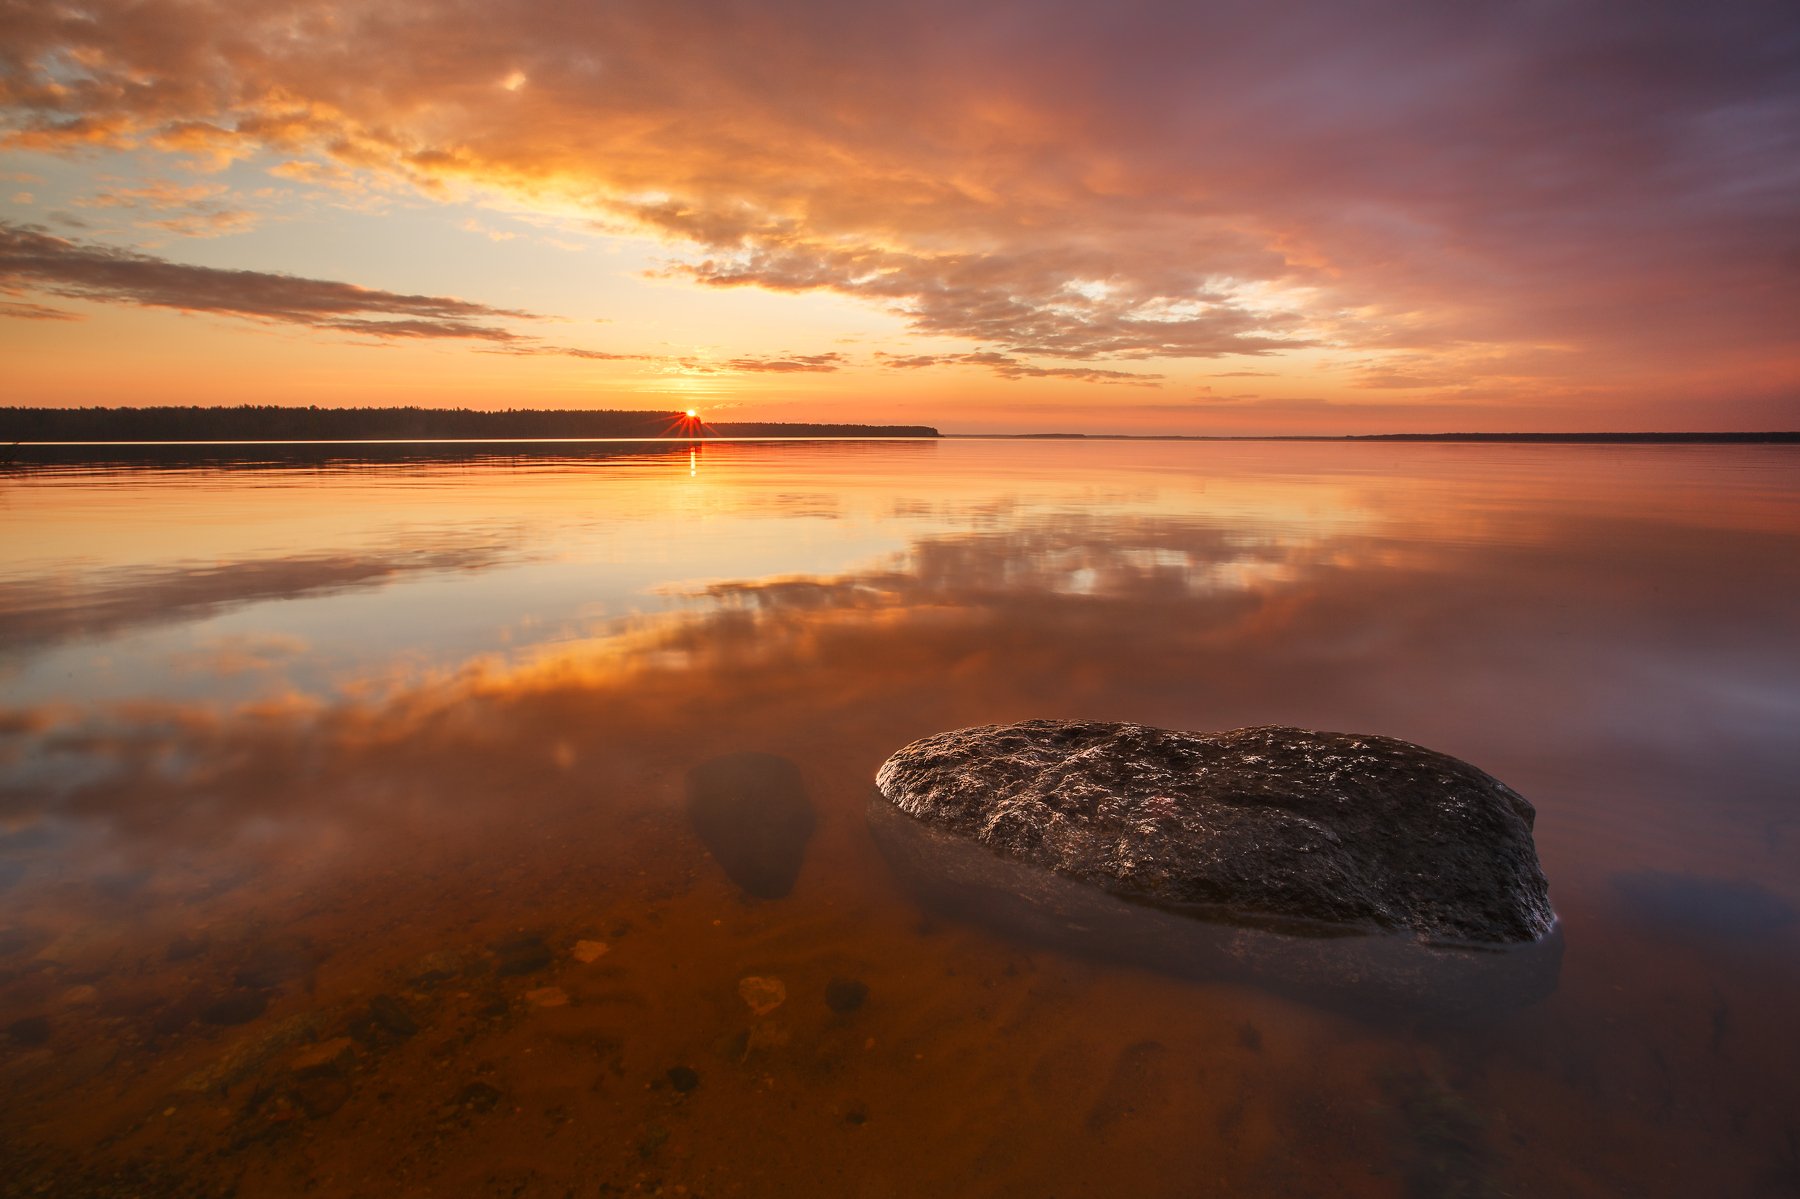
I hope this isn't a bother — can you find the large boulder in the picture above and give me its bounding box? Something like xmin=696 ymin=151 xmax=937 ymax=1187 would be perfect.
xmin=871 ymin=721 xmax=1561 ymax=1015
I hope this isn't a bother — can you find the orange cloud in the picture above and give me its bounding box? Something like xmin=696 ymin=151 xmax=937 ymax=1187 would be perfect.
xmin=0 ymin=0 xmax=1794 ymax=424
xmin=75 ymin=179 xmax=261 ymax=237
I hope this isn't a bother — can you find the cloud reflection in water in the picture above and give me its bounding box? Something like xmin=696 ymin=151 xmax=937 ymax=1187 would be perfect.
xmin=0 ymin=444 xmax=1797 ymax=1195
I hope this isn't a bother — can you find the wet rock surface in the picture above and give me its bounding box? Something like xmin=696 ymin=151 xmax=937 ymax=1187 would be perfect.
xmin=873 ymin=721 xmax=1561 ymax=1013
xmin=685 ymin=752 xmax=816 ymax=899
xmin=877 ymin=721 xmax=1554 ymax=943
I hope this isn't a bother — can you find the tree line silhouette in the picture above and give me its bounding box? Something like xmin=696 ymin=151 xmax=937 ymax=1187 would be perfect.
xmin=0 ymin=406 xmax=939 ymax=442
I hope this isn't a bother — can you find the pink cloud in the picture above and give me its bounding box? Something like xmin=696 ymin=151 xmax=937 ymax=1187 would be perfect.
xmin=0 ymin=0 xmax=1793 ymax=420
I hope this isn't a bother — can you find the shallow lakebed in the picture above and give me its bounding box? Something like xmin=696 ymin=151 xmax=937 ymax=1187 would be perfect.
xmin=1 ymin=439 xmax=1796 ymax=1197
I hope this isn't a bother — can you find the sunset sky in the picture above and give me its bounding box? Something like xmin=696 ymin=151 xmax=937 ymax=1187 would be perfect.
xmin=1 ymin=0 xmax=1795 ymax=434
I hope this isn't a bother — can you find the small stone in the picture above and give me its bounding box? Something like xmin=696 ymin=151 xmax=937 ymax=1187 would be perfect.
xmin=199 ymin=991 xmax=267 ymax=1026
xmin=824 ymin=978 xmax=868 ymax=1014
xmin=455 ymin=1081 xmax=503 ymax=1113
xmin=666 ymin=1066 xmax=700 ymax=1093
xmin=492 ymin=935 xmax=554 ymax=976
xmin=572 ymin=940 xmax=609 ymax=963
xmin=289 ymin=1037 xmax=354 ymax=1072
xmin=637 ymin=1123 xmax=670 ymax=1158
xmin=291 ymin=1072 xmax=351 ymax=1118
xmin=5 ymin=1015 xmax=50 ymax=1046
xmin=737 ymin=976 xmax=786 ymax=1016
xmin=59 ymin=984 xmax=99 ymax=1006
xmin=845 ymin=1103 xmax=869 ymax=1126
xmin=526 ymin=986 xmax=570 ymax=1008
xmin=367 ymin=995 xmax=420 ymax=1037
xmin=166 ymin=934 xmax=208 ymax=962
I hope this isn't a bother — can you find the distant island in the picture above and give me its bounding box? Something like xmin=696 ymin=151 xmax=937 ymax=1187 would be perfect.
xmin=0 ymin=406 xmax=940 ymax=442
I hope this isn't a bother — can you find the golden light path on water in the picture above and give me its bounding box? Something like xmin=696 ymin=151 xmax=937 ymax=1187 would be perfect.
xmin=0 ymin=440 xmax=1796 ymax=1197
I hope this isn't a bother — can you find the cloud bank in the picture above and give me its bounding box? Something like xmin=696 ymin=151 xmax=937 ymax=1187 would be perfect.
xmin=1 ymin=0 xmax=1796 ymax=415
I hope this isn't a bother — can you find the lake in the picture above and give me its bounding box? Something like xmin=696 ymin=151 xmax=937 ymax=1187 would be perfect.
xmin=2 ymin=439 xmax=1796 ymax=1197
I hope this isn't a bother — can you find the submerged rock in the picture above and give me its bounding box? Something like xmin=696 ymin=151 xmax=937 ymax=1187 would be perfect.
xmin=824 ymin=977 xmax=869 ymax=1014
xmin=737 ymin=975 xmax=787 ymax=1016
xmin=5 ymin=1014 xmax=50 ymax=1046
xmin=491 ymin=934 xmax=553 ymax=977
xmin=872 ymin=721 xmax=1561 ymax=1015
xmin=686 ymin=752 xmax=816 ymax=899
xmin=199 ymin=990 xmax=268 ymax=1027
xmin=365 ymin=994 xmax=420 ymax=1038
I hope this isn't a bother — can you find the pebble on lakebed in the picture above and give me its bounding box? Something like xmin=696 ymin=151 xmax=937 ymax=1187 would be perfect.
xmin=871 ymin=720 xmax=1563 ymax=1015
xmin=737 ymin=976 xmax=786 ymax=1016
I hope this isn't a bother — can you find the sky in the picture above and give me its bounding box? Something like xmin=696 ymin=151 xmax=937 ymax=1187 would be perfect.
xmin=1 ymin=0 xmax=1796 ymax=434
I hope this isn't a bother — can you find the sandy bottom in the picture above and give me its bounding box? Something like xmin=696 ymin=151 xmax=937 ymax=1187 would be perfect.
xmin=2 ymin=749 xmax=1796 ymax=1199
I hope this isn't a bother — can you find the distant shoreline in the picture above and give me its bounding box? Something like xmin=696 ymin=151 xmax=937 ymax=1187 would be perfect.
xmin=0 ymin=406 xmax=940 ymax=443
xmin=964 ymin=431 xmax=1800 ymax=444
xmin=11 ymin=432 xmax=1795 ymax=446
xmin=1 ymin=407 xmax=1792 ymax=447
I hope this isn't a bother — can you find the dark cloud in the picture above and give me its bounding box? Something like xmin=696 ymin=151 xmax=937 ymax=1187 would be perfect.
xmin=0 ymin=298 xmax=78 ymax=320
xmin=721 ymin=352 xmax=844 ymax=373
xmin=0 ymin=223 xmax=830 ymax=366
xmin=486 ymin=343 xmax=654 ymax=361
xmin=0 ymin=222 xmax=533 ymax=339
xmin=662 ymin=351 xmax=846 ymax=374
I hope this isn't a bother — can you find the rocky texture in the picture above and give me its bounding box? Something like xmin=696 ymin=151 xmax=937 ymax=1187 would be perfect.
xmin=686 ymin=752 xmax=815 ymax=899
xmin=872 ymin=721 xmax=1561 ymax=1014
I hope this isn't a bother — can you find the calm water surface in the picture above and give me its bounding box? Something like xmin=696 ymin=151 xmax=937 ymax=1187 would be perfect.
xmin=1 ymin=440 xmax=1796 ymax=1197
